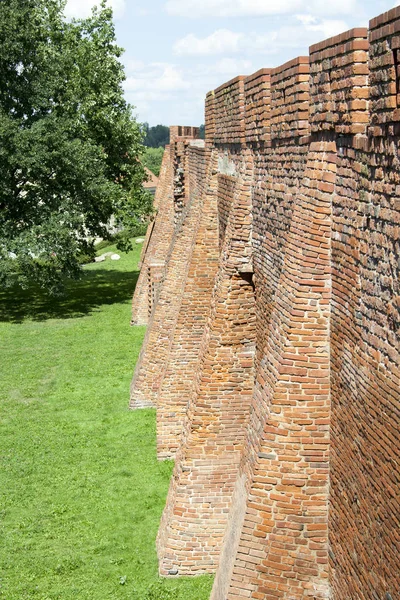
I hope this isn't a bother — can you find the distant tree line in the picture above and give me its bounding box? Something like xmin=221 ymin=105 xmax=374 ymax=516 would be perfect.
xmin=143 ymin=124 xmax=169 ymax=148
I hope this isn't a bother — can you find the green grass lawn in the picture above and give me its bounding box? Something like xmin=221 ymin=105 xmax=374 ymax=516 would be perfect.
xmin=0 ymin=242 xmax=213 ymax=600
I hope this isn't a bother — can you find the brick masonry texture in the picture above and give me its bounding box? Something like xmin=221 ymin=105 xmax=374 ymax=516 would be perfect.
xmin=130 ymin=8 xmax=399 ymax=599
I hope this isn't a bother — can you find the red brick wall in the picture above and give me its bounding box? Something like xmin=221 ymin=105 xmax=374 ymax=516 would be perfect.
xmin=213 ymin=138 xmax=335 ymax=600
xmin=157 ymin=140 xmax=257 ymax=573
xmin=214 ymin=76 xmax=246 ymax=145
xmin=309 ymin=29 xmax=369 ymax=135
xmin=131 ymin=7 xmax=399 ymax=598
xmin=328 ymin=13 xmax=400 ymax=600
xmin=156 ymin=147 xmax=219 ymax=458
xmin=369 ymin=7 xmax=400 ymax=129
xmin=130 ymin=136 xmax=208 ymax=408
xmin=217 ymin=174 xmax=235 ymax=249
xmin=131 ymin=146 xmax=174 ymax=326
xmin=205 ymin=91 xmax=216 ymax=146
xmin=271 ymin=57 xmax=310 ymax=141
xmin=244 ymin=69 xmax=271 ymax=145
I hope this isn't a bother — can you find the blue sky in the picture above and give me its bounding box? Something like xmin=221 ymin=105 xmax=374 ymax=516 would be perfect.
xmin=65 ymin=0 xmax=398 ymax=127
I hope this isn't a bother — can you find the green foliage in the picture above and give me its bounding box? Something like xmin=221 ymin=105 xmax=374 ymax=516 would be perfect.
xmin=95 ymin=238 xmax=117 ymax=252
xmin=198 ymin=124 xmax=205 ymax=139
xmin=143 ymin=581 xmax=180 ymax=600
xmin=143 ymin=123 xmax=170 ymax=148
xmin=143 ymin=147 xmax=164 ymax=177
xmin=142 ymin=578 xmax=213 ymax=600
xmin=0 ymin=243 xmax=214 ymax=599
xmin=77 ymin=245 xmax=96 ymax=265
xmin=94 ymin=228 xmax=148 ymax=259
xmin=119 ymin=187 xmax=154 ymax=247
xmin=0 ymin=0 xmax=149 ymax=293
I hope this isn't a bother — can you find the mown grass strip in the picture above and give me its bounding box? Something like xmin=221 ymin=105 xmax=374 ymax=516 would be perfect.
xmin=0 ymin=243 xmax=213 ymax=600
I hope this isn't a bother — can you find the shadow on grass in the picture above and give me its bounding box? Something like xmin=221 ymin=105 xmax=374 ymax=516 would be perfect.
xmin=0 ymin=268 xmax=139 ymax=324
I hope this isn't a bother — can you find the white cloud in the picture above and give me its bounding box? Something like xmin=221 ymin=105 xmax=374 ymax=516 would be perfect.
xmin=167 ymin=0 xmax=297 ymax=18
xmin=122 ymin=57 xmax=257 ymax=123
xmin=209 ymin=58 xmax=253 ymax=75
xmin=64 ymin=0 xmax=126 ymax=19
xmin=124 ymin=63 xmax=190 ymax=95
xmin=126 ymin=58 xmax=146 ymax=71
xmin=166 ymin=0 xmax=357 ymax=18
xmin=174 ymin=29 xmax=244 ymax=56
xmin=173 ymin=17 xmax=348 ymax=57
xmin=291 ymin=16 xmax=350 ymax=41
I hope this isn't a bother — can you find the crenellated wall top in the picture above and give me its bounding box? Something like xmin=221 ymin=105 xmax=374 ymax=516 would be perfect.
xmin=203 ymin=7 xmax=400 ymax=145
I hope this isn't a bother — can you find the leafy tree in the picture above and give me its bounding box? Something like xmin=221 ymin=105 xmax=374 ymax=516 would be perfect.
xmin=143 ymin=123 xmax=170 ymax=148
xmin=198 ymin=124 xmax=205 ymax=139
xmin=0 ymin=0 xmax=150 ymax=293
xmin=142 ymin=147 xmax=164 ymax=177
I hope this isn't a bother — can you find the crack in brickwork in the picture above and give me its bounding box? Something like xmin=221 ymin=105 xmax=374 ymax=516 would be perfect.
xmin=130 ymin=9 xmax=399 ymax=599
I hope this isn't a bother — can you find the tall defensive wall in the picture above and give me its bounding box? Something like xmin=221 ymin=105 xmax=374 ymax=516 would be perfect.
xmin=130 ymin=8 xmax=399 ymax=599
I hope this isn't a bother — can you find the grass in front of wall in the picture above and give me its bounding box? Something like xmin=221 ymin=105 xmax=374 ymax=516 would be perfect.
xmin=0 ymin=242 xmax=213 ymax=600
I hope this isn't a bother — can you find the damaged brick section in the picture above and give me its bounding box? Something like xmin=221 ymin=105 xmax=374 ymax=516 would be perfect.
xmin=130 ymin=9 xmax=399 ymax=600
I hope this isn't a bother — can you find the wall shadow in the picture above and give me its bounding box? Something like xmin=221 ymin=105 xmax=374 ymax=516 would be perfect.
xmin=0 ymin=268 xmax=139 ymax=324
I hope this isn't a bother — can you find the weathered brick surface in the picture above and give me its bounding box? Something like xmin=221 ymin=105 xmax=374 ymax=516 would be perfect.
xmin=369 ymin=6 xmax=400 ymax=130
xmin=131 ymin=146 xmax=174 ymax=326
xmin=271 ymin=57 xmax=310 ymax=141
xmin=157 ymin=267 xmax=256 ymax=574
xmin=214 ymin=76 xmax=246 ymax=145
xmin=329 ymin=142 xmax=399 ymax=600
xmin=156 ymin=147 xmax=219 ymax=458
xmin=310 ymin=29 xmax=369 ymax=135
xmin=170 ymin=125 xmax=200 ymax=142
xmin=130 ymin=132 xmax=203 ymax=408
xmin=205 ymin=91 xmax=216 ymax=146
xmin=132 ymin=7 xmax=399 ymax=598
xmin=326 ymin=11 xmax=400 ymax=599
xmin=217 ymin=174 xmax=235 ymax=248
xmin=213 ymin=140 xmax=335 ymax=600
xmin=244 ymin=69 xmax=271 ymax=145
xmin=157 ymin=142 xmax=257 ymax=574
